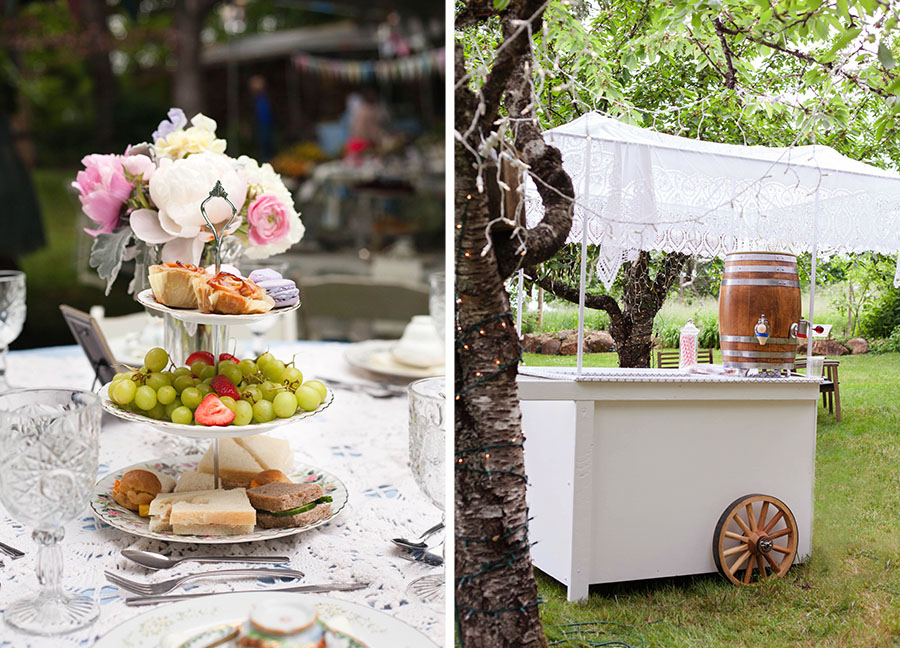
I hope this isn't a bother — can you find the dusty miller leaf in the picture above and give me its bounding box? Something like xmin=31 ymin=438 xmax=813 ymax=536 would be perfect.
xmin=89 ymin=228 xmax=133 ymax=296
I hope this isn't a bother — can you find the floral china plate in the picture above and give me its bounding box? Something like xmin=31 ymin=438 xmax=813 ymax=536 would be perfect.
xmin=91 ymin=456 xmax=348 ymax=544
xmin=93 ymin=592 xmax=438 ymax=648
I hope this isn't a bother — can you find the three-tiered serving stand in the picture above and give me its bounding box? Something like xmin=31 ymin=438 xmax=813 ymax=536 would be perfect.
xmin=99 ymin=182 xmax=332 ymax=487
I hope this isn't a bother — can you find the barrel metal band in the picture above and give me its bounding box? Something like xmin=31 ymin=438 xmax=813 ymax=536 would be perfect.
xmin=721 ymin=278 xmax=800 ymax=288
xmin=722 ymin=350 xmax=797 ymax=359
xmin=722 ymin=361 xmax=794 ymax=370
xmin=726 ymin=253 xmax=797 ymax=263
xmin=723 ymin=265 xmax=798 ymax=274
xmin=720 ymin=335 xmax=797 ymax=345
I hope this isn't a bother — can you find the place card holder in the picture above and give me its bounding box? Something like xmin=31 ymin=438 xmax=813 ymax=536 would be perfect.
xmin=59 ymin=305 xmax=125 ymax=389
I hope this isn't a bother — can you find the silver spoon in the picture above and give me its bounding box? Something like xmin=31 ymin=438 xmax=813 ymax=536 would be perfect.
xmin=391 ymin=521 xmax=444 ymax=551
xmin=122 ymin=548 xmax=290 ymax=571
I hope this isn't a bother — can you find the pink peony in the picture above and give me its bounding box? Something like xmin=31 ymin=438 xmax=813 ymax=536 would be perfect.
xmin=246 ymin=194 xmax=291 ymax=246
xmin=72 ymin=154 xmax=134 ymax=236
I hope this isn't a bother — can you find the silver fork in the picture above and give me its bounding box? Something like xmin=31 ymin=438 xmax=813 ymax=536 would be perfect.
xmin=105 ymin=567 xmax=304 ymax=596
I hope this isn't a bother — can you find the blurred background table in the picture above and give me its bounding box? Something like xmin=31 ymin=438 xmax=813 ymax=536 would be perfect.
xmin=0 ymin=342 xmax=444 ymax=647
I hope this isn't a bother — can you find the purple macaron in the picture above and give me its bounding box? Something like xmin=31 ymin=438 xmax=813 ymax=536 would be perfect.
xmin=248 ymin=268 xmax=300 ymax=308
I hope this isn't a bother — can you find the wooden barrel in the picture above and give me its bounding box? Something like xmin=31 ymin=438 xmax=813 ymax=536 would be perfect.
xmin=719 ymin=252 xmax=801 ymax=371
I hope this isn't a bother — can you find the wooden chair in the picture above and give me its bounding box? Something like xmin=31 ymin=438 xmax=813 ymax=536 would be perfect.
xmin=656 ymin=349 xmax=714 ymax=369
xmin=794 ymin=357 xmax=841 ymax=422
xmin=296 ymin=274 xmax=429 ymax=341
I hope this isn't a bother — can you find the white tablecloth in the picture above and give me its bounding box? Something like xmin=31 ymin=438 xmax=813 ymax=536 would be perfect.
xmin=0 ymin=342 xmax=444 ymax=647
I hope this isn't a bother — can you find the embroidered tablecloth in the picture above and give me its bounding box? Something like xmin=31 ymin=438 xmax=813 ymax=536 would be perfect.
xmin=0 ymin=342 xmax=444 ymax=647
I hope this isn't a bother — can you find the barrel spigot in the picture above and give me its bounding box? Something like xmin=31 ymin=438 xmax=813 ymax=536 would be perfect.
xmin=754 ymin=314 xmax=770 ymax=346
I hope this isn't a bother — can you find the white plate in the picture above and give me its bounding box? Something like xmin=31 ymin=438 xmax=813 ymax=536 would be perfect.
xmin=99 ymin=384 xmax=334 ymax=439
xmin=344 ymin=340 xmax=444 ymax=380
xmin=91 ymin=456 xmax=348 ymax=544
xmin=137 ymin=289 xmax=301 ymax=325
xmin=93 ymin=591 xmax=438 ymax=647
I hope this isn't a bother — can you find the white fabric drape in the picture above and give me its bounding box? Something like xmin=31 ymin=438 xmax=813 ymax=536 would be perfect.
xmin=524 ymin=113 xmax=900 ymax=290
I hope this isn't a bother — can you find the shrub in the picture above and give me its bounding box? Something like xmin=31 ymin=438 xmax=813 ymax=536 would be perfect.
xmin=861 ymin=288 xmax=900 ymax=339
xmin=694 ymin=310 xmax=720 ymax=349
xmin=870 ymin=326 xmax=900 ymax=354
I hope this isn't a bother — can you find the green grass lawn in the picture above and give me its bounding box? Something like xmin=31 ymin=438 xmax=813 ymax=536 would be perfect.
xmin=523 ymin=352 xmax=900 ymax=647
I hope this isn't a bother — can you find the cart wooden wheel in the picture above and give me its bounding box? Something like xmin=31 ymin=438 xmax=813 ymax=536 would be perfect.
xmin=713 ymin=493 xmax=799 ymax=586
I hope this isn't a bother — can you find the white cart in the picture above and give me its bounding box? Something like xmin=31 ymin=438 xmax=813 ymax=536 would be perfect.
xmin=518 ymin=367 xmax=821 ymax=601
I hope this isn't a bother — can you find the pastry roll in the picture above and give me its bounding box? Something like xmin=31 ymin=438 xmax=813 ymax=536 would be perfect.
xmin=148 ymin=262 xmax=206 ymax=308
xmin=192 ymin=271 xmax=275 ymax=315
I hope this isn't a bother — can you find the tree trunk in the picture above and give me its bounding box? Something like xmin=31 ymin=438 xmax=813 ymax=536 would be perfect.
xmin=455 ymin=1 xmax=575 ymax=645
xmin=78 ymin=0 xmax=116 ymax=150
xmin=526 ymin=251 xmax=689 ymax=368
xmin=173 ymin=0 xmax=215 ymax=117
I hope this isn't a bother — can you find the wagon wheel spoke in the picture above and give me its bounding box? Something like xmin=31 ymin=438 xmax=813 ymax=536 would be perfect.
xmin=723 ymin=544 xmax=748 ymax=557
xmin=763 ymin=551 xmax=780 ymax=571
xmin=729 ymin=549 xmax=752 ymax=575
xmin=746 ymin=503 xmax=757 ymax=532
xmin=733 ymin=512 xmax=752 ymax=536
xmin=724 ymin=531 xmax=749 ymax=543
xmin=770 ymin=544 xmax=792 ymax=555
xmin=743 ymin=554 xmax=755 ymax=584
xmin=764 ymin=510 xmax=784 ymax=534
xmin=758 ymin=501 xmax=770 ymax=531
xmin=768 ymin=527 xmax=792 ymax=540
xmin=758 ymin=558 xmax=768 ymax=580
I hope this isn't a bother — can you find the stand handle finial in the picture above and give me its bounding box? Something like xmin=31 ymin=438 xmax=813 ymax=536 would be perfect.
xmin=200 ymin=181 xmax=238 ymax=275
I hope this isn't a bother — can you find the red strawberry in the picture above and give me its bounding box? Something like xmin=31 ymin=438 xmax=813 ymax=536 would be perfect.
xmin=194 ymin=394 xmax=235 ymax=426
xmin=185 ymin=351 xmax=215 ymax=366
xmin=210 ymin=374 xmax=240 ymax=399
xmin=219 ymin=353 xmax=238 ymax=363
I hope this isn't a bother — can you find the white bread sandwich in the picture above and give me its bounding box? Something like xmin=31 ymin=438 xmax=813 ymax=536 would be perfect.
xmin=247 ymin=482 xmax=332 ymax=530
xmin=174 ymin=470 xmax=216 ymax=492
xmin=147 ymin=488 xmax=256 ymax=535
xmin=198 ymin=435 xmax=293 ymax=488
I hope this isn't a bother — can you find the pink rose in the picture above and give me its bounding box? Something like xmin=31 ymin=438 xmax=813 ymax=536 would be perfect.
xmin=246 ymin=194 xmax=290 ymax=246
xmin=72 ymin=154 xmax=134 ymax=236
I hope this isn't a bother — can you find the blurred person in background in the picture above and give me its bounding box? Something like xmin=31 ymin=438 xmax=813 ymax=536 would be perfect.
xmin=345 ymin=87 xmax=385 ymax=160
xmin=249 ymin=75 xmax=274 ymax=161
xmin=0 ymin=109 xmax=44 ymax=270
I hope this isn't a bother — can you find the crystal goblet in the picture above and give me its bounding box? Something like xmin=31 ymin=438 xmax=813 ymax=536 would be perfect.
xmin=428 ymin=271 xmax=446 ymax=343
xmin=0 ymin=389 xmax=101 ymax=635
xmin=406 ymin=376 xmax=445 ymax=605
xmin=0 ymin=270 xmax=26 ymax=392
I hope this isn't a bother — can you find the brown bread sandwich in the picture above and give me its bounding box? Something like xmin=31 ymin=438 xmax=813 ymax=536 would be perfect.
xmin=246 ymin=482 xmax=332 ymax=529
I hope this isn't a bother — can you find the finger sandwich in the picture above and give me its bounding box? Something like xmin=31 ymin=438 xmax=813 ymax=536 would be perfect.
xmin=148 ymin=488 xmax=256 ymax=535
xmin=247 ymin=482 xmax=332 ymax=529
xmin=198 ymin=435 xmax=293 ymax=488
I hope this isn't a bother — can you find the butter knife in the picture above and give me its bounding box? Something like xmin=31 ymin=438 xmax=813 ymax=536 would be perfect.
xmin=125 ymin=582 xmax=368 ymax=606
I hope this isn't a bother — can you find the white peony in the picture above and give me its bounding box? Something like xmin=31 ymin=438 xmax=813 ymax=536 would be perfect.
xmin=130 ymin=152 xmax=247 ymax=265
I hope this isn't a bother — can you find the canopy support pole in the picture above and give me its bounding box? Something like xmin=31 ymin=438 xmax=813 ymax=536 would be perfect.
xmin=808 ymin=190 xmax=821 ymax=360
xmin=516 ymin=269 xmax=524 ymax=336
xmin=576 ymin=133 xmax=593 ymax=377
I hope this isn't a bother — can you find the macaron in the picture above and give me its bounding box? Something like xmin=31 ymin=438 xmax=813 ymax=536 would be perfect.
xmin=258 ymin=279 xmax=299 ymax=307
xmin=248 ymin=268 xmax=283 ymax=284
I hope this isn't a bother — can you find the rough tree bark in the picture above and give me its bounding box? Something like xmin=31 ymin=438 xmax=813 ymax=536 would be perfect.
xmin=455 ymin=1 xmax=575 ymax=646
xmin=172 ymin=0 xmax=217 ymax=117
xmin=524 ymin=251 xmax=689 ymax=367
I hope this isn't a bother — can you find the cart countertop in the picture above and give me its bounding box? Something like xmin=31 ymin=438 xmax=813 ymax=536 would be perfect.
xmin=517 ymin=366 xmax=822 ymax=401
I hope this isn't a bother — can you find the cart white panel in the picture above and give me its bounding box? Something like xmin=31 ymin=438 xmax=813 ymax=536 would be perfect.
xmin=520 ymin=371 xmax=820 ymax=601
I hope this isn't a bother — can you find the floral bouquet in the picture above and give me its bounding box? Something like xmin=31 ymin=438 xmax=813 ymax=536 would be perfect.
xmin=74 ymin=108 xmax=304 ymax=293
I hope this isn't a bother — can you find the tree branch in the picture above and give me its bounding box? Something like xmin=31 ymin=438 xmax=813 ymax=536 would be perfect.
xmin=713 ymin=18 xmax=737 ymax=89
xmin=523 ymin=267 xmax=622 ymax=316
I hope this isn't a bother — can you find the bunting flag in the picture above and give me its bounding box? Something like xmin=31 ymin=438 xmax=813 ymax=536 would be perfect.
xmin=293 ymin=48 xmax=445 ymax=83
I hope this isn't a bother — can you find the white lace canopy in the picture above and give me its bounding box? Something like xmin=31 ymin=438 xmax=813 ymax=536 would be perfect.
xmin=524 ymin=113 xmax=900 ymax=290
